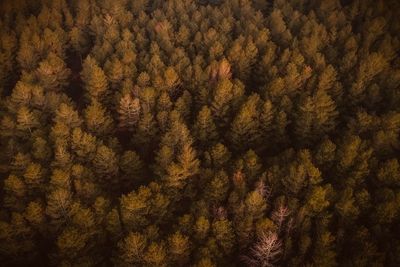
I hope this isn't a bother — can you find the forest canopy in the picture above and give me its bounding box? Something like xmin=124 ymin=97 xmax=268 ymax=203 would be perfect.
xmin=0 ymin=0 xmax=399 ymax=266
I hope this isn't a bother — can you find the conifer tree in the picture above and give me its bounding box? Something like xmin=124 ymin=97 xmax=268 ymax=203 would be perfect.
xmin=193 ymin=105 xmax=219 ymax=148
xmin=295 ymin=90 xmax=338 ymax=145
xmin=71 ymin=128 xmax=97 ymax=161
xmin=84 ymin=100 xmax=113 ymax=136
xmin=168 ymin=231 xmax=191 ymax=266
xmin=154 ymin=113 xmax=199 ymax=190
xmin=54 ymin=103 xmax=82 ymax=129
xmin=210 ymin=79 xmax=234 ymax=128
xmin=81 ymin=56 xmax=109 ymax=101
xmin=117 ymin=94 xmax=141 ymax=130
xmin=3 ymin=174 xmax=26 ymax=210
xmin=1 ymin=1 xmax=400 ymax=265
xmin=105 ymin=57 xmax=124 ymax=88
xmin=16 ymin=106 xmax=39 ymax=134
xmin=36 ymin=52 xmax=71 ymax=91
xmin=116 ymin=231 xmax=147 ymax=265
xmin=93 ymin=145 xmax=119 ymax=179
xmin=229 ymin=93 xmax=262 ymax=151
xmin=212 ymin=218 xmax=235 ymax=256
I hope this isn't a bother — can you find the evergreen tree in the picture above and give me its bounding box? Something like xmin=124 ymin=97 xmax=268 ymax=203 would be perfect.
xmin=117 ymin=94 xmax=141 ymax=130
xmin=36 ymin=52 xmax=71 ymax=91
xmin=228 ymin=93 xmax=262 ymax=151
xmin=84 ymin=100 xmax=114 ymax=136
xmin=1 ymin=0 xmax=400 ymax=265
xmin=16 ymin=106 xmax=39 ymax=134
xmin=295 ymin=90 xmax=338 ymax=145
xmin=193 ymin=105 xmax=219 ymax=148
xmin=81 ymin=56 xmax=109 ymax=101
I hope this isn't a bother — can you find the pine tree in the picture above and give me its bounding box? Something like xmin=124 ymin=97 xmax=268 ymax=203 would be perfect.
xmin=206 ymin=143 xmax=232 ymax=169
xmin=168 ymin=231 xmax=191 ymax=266
xmin=295 ymin=90 xmax=338 ymax=145
xmin=17 ymin=41 xmax=39 ymax=71
xmin=93 ymin=145 xmax=119 ymax=179
xmin=116 ymin=232 xmax=147 ymax=265
xmin=335 ymin=187 xmax=359 ymax=220
xmin=24 ymin=201 xmax=46 ymax=228
xmin=174 ymin=90 xmax=192 ymax=122
xmin=0 ymin=213 xmax=36 ymax=263
xmin=229 ymin=93 xmax=262 ymax=151
xmin=306 ymin=185 xmax=331 ymax=215
xmin=260 ymin=99 xmax=274 ymax=144
xmin=144 ymin=242 xmax=167 ymax=267
xmin=193 ymin=105 xmax=219 ymax=148
xmin=269 ymin=9 xmax=287 ymax=36
xmin=120 ymin=150 xmax=145 ymax=186
xmin=377 ymin=159 xmax=400 ymax=186
xmin=164 ymin=66 xmax=180 ymax=93
xmin=3 ymin=174 xmax=26 ymax=210
xmin=166 ymin=142 xmax=200 ymax=189
xmin=69 ymin=26 xmax=90 ymax=55
xmin=16 ymin=106 xmax=39 ymax=134
xmin=120 ymin=186 xmax=152 ymax=231
xmin=46 ymin=188 xmax=72 ymax=225
xmin=155 ymin=114 xmax=200 ymax=190
xmin=10 ymin=81 xmax=33 ymax=108
xmin=242 ymin=150 xmax=262 ymax=183
xmin=156 ymin=91 xmax=173 ymax=132
xmin=71 ymin=128 xmax=97 ymax=161
xmin=36 ymin=52 xmax=71 ymax=91
xmin=133 ymin=111 xmax=159 ymax=154
xmin=212 ymin=219 xmax=235 ymax=255
xmin=205 ymin=170 xmax=229 ymax=203
xmin=105 ymin=57 xmax=124 ymax=88
xmin=23 ymin=162 xmax=44 ymax=192
xmin=118 ymin=94 xmax=141 ymax=130
xmin=194 ymin=216 xmax=210 ymax=241
xmin=84 ymin=100 xmax=113 ymax=136
xmin=210 ymin=79 xmax=234 ymax=128
xmin=54 ymin=103 xmax=82 ymax=129
xmin=81 ymin=56 xmax=109 ymax=101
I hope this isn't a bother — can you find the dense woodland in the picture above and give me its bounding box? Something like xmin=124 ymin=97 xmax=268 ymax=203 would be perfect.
xmin=0 ymin=0 xmax=399 ymax=266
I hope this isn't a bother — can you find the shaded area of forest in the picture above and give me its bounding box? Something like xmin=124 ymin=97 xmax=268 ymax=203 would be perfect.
xmin=0 ymin=0 xmax=399 ymax=266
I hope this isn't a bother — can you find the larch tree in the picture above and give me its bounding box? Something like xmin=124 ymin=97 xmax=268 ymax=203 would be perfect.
xmin=81 ymin=56 xmax=109 ymax=102
xmin=193 ymin=105 xmax=219 ymax=148
xmin=228 ymin=93 xmax=262 ymax=151
xmin=117 ymin=94 xmax=141 ymax=131
xmin=294 ymin=90 xmax=338 ymax=145
xmin=36 ymin=52 xmax=71 ymax=91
